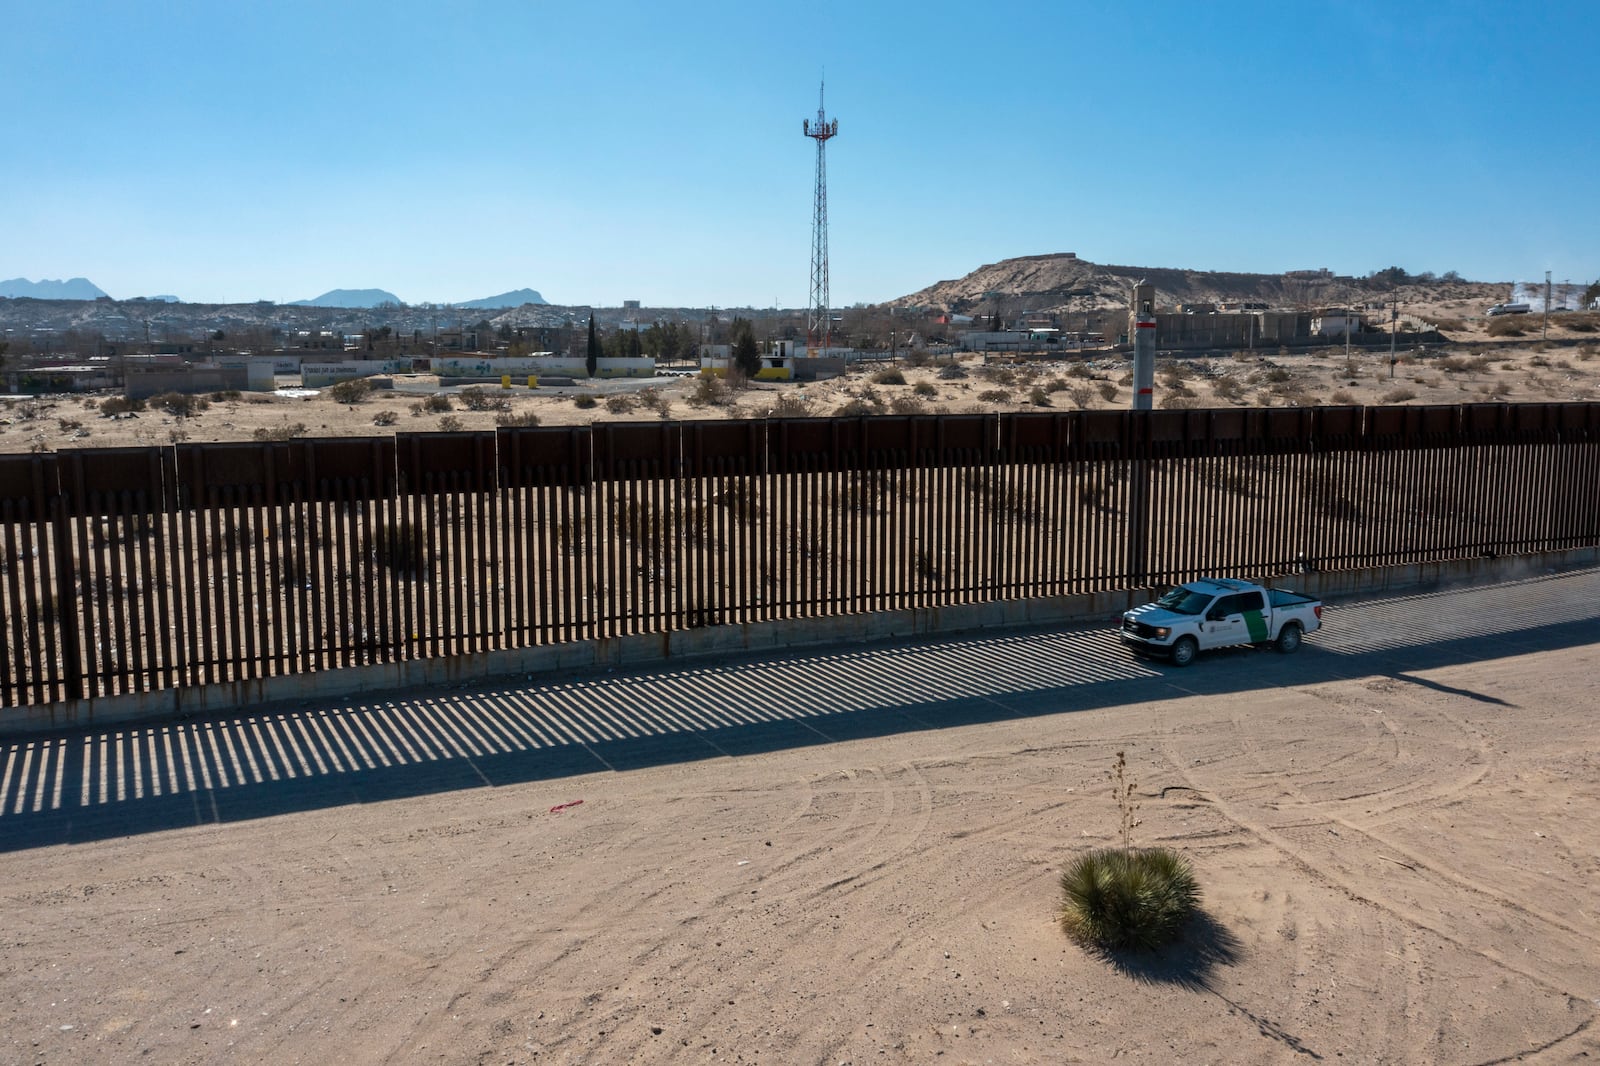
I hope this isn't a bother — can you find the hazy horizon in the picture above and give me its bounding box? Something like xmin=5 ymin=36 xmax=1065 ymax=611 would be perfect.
xmin=4 ymin=1 xmax=1596 ymax=307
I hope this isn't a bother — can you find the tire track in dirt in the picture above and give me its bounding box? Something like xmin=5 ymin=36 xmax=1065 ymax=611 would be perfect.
xmin=1155 ymin=687 xmax=1597 ymax=1046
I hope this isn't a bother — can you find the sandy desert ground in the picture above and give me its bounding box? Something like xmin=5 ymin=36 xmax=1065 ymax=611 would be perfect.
xmin=2 ymin=570 xmax=1598 ymax=1064
xmin=2 ymin=315 xmax=1597 ymax=455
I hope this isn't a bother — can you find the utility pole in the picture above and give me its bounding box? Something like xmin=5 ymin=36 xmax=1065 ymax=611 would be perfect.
xmin=1544 ymin=270 xmax=1552 ymax=340
xmin=1389 ymin=297 xmax=1399 ymax=378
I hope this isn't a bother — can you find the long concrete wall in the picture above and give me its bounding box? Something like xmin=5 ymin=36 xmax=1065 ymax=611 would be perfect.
xmin=7 ymin=546 xmax=1594 ymax=738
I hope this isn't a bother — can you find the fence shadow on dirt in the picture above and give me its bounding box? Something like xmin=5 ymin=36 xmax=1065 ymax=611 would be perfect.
xmin=2 ymin=570 xmax=1596 ymax=854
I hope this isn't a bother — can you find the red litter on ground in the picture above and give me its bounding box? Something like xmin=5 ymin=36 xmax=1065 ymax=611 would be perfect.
xmin=549 ymin=800 xmax=584 ymax=814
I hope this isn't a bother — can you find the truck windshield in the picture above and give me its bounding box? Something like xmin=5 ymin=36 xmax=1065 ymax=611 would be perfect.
xmin=1155 ymin=587 xmax=1213 ymax=615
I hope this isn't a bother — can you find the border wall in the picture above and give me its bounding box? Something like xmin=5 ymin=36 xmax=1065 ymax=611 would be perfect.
xmin=2 ymin=403 xmax=1597 ymax=728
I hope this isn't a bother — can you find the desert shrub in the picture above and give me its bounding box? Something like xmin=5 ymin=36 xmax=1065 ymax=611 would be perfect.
xmin=99 ymin=395 xmax=143 ymax=417
xmin=768 ymin=393 xmax=812 ymax=418
xmin=688 ymin=375 xmax=728 ymax=407
xmin=374 ymin=519 xmax=431 ymax=578
xmin=1058 ymin=753 xmax=1198 ymax=952
xmin=211 ymin=389 xmax=243 ymax=402
xmin=459 ymin=386 xmax=510 ymax=412
xmin=937 ymin=363 xmax=968 ymax=380
xmin=636 ymin=388 xmax=672 ymax=416
xmin=1157 ymin=394 xmax=1200 ymax=409
xmin=438 ymin=414 xmax=464 ymax=432
xmin=870 ymin=367 xmax=906 ymax=385
xmin=835 ymin=397 xmax=877 ymax=416
xmin=1252 ymin=365 xmax=1292 ymax=385
xmin=1553 ymin=313 xmax=1597 ymax=333
xmin=977 ymin=389 xmax=1010 ymax=404
xmin=1486 ymin=316 xmax=1526 ymax=337
xmin=57 ymin=418 xmax=83 ymax=433
xmin=413 ymin=394 xmax=452 ymax=414
xmin=1097 ymin=382 xmax=1118 ymax=402
xmin=1477 ymin=380 xmax=1513 ymax=399
xmin=495 ymin=409 xmax=540 ymax=428
xmin=1028 ymin=385 xmax=1051 ymax=406
xmin=1043 ymin=376 xmax=1070 ymax=393
xmin=912 ymin=381 xmax=936 ymax=398
xmin=571 ymin=394 xmax=599 ymax=410
xmin=905 ymin=349 xmax=932 ymax=367
xmin=604 ymin=393 xmax=636 ymax=414
xmin=1065 ymin=362 xmax=1093 ymax=380
xmin=1068 ymin=384 xmax=1095 ymax=409
xmin=1059 ymin=849 xmax=1200 ymax=952
xmin=1432 ymin=317 xmax=1465 ymax=332
xmin=1380 ymin=387 xmax=1417 ymax=403
xmin=253 ymin=421 xmax=307 ymax=441
xmin=977 ymin=365 xmax=1016 ymax=386
xmin=1211 ymin=375 xmax=1243 ymax=401
xmin=890 ymin=395 xmax=927 ymax=415
xmin=372 ymin=410 xmax=399 ymax=426
xmin=1330 ymin=389 xmax=1355 ymax=405
xmin=328 ymin=378 xmax=373 ymax=404
xmin=150 ymin=391 xmax=209 ymax=418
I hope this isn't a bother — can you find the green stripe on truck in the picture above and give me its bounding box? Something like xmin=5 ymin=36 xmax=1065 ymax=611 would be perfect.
xmin=1244 ymin=609 xmax=1269 ymax=642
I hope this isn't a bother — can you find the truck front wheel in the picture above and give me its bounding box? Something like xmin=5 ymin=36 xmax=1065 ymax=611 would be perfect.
xmin=1275 ymin=621 xmax=1303 ymax=654
xmin=1170 ymin=636 xmax=1199 ymax=667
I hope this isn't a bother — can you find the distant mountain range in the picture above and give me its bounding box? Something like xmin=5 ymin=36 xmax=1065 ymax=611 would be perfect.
xmin=0 ymin=277 xmax=110 ymax=300
xmin=290 ymin=287 xmax=549 ymax=309
xmin=1 ymin=278 xmax=549 ymax=309
xmin=455 ymin=288 xmax=548 ymax=309
xmin=289 ymin=288 xmax=404 ymax=308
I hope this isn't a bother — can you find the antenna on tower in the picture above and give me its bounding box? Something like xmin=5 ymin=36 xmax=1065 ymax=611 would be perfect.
xmin=803 ymin=80 xmax=839 ymax=355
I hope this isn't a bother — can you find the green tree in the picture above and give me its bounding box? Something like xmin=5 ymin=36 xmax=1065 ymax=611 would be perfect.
xmin=731 ymin=318 xmax=762 ymax=379
xmin=586 ymin=314 xmax=598 ymax=377
xmin=1584 ymin=280 xmax=1600 ymax=310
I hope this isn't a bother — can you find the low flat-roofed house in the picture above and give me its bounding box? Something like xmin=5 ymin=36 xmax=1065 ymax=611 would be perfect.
xmin=1312 ymin=310 xmax=1363 ymax=337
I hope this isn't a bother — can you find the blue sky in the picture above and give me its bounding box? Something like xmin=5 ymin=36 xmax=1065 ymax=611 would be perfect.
xmin=5 ymin=0 xmax=1596 ymax=307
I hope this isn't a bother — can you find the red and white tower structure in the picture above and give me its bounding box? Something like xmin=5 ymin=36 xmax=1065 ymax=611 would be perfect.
xmin=803 ymin=82 xmax=839 ymax=354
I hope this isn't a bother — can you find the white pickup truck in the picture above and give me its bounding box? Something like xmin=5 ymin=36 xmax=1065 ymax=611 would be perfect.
xmin=1119 ymin=577 xmax=1323 ymax=666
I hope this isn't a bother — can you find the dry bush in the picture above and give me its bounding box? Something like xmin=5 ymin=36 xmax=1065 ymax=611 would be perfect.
xmin=636 ymin=388 xmax=672 ymax=416
xmin=495 ymin=409 xmax=540 ymax=428
xmin=604 ymin=394 xmax=636 ymax=414
xmin=1432 ymin=317 xmax=1466 ymax=332
xmin=1065 ymin=362 xmax=1093 ymax=380
xmin=1028 ymin=385 xmax=1051 ymax=406
xmin=938 ymin=363 xmax=968 ymax=380
xmin=767 ymin=393 xmax=812 ymax=418
xmin=688 ymin=375 xmax=728 ymax=407
xmin=1097 ymin=382 xmax=1118 ymax=402
xmin=977 ymin=388 xmax=1010 ymax=404
xmin=912 ymin=381 xmax=936 ymax=398
xmin=1068 ymin=384 xmax=1095 ymax=409
xmin=870 ymin=367 xmax=906 ymax=385
xmin=1486 ymin=316 xmax=1527 ymax=337
xmin=571 ymin=394 xmax=599 ymax=410
xmin=1380 ymin=387 xmax=1417 ymax=403
xmin=890 ymin=395 xmax=928 ymax=415
xmin=1044 ymin=376 xmax=1070 ymax=393
xmin=372 ymin=410 xmax=399 ymax=426
xmin=978 ymin=365 xmax=1016 ymax=386
xmin=1211 ymin=376 xmax=1243 ymax=401
xmin=1158 ymin=394 xmax=1200 ymax=409
xmin=1553 ymin=313 xmax=1597 ymax=333
xmin=459 ymin=386 xmax=510 ymax=412
xmin=1330 ymin=389 xmax=1355 ymax=405
xmin=150 ymin=391 xmax=209 ymax=418
xmin=1477 ymin=380 xmax=1512 ymax=399
xmin=253 ymin=421 xmax=307 ymax=441
xmin=438 ymin=415 xmax=465 ymax=432
xmin=413 ymin=394 xmax=452 ymax=414
xmin=329 ymin=378 xmax=374 ymax=404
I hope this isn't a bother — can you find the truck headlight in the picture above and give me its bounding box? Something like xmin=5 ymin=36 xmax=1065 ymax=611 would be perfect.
xmin=1153 ymin=627 xmax=1170 ymax=638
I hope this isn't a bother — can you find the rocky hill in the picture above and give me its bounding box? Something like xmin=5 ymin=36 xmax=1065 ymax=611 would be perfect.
xmin=895 ymin=253 xmax=1508 ymax=316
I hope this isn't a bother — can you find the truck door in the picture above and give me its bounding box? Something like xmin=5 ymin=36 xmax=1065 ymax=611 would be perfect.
xmin=1200 ymin=592 xmax=1265 ymax=648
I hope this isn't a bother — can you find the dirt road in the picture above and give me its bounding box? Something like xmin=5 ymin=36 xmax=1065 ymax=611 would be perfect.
xmin=4 ymin=571 xmax=1599 ymax=1063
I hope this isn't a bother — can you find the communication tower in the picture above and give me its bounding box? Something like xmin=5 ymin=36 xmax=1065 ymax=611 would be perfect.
xmin=803 ymin=82 xmax=839 ymax=354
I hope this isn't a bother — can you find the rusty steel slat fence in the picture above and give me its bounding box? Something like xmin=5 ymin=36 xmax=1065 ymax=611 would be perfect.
xmin=3 ymin=402 xmax=1599 ymax=710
